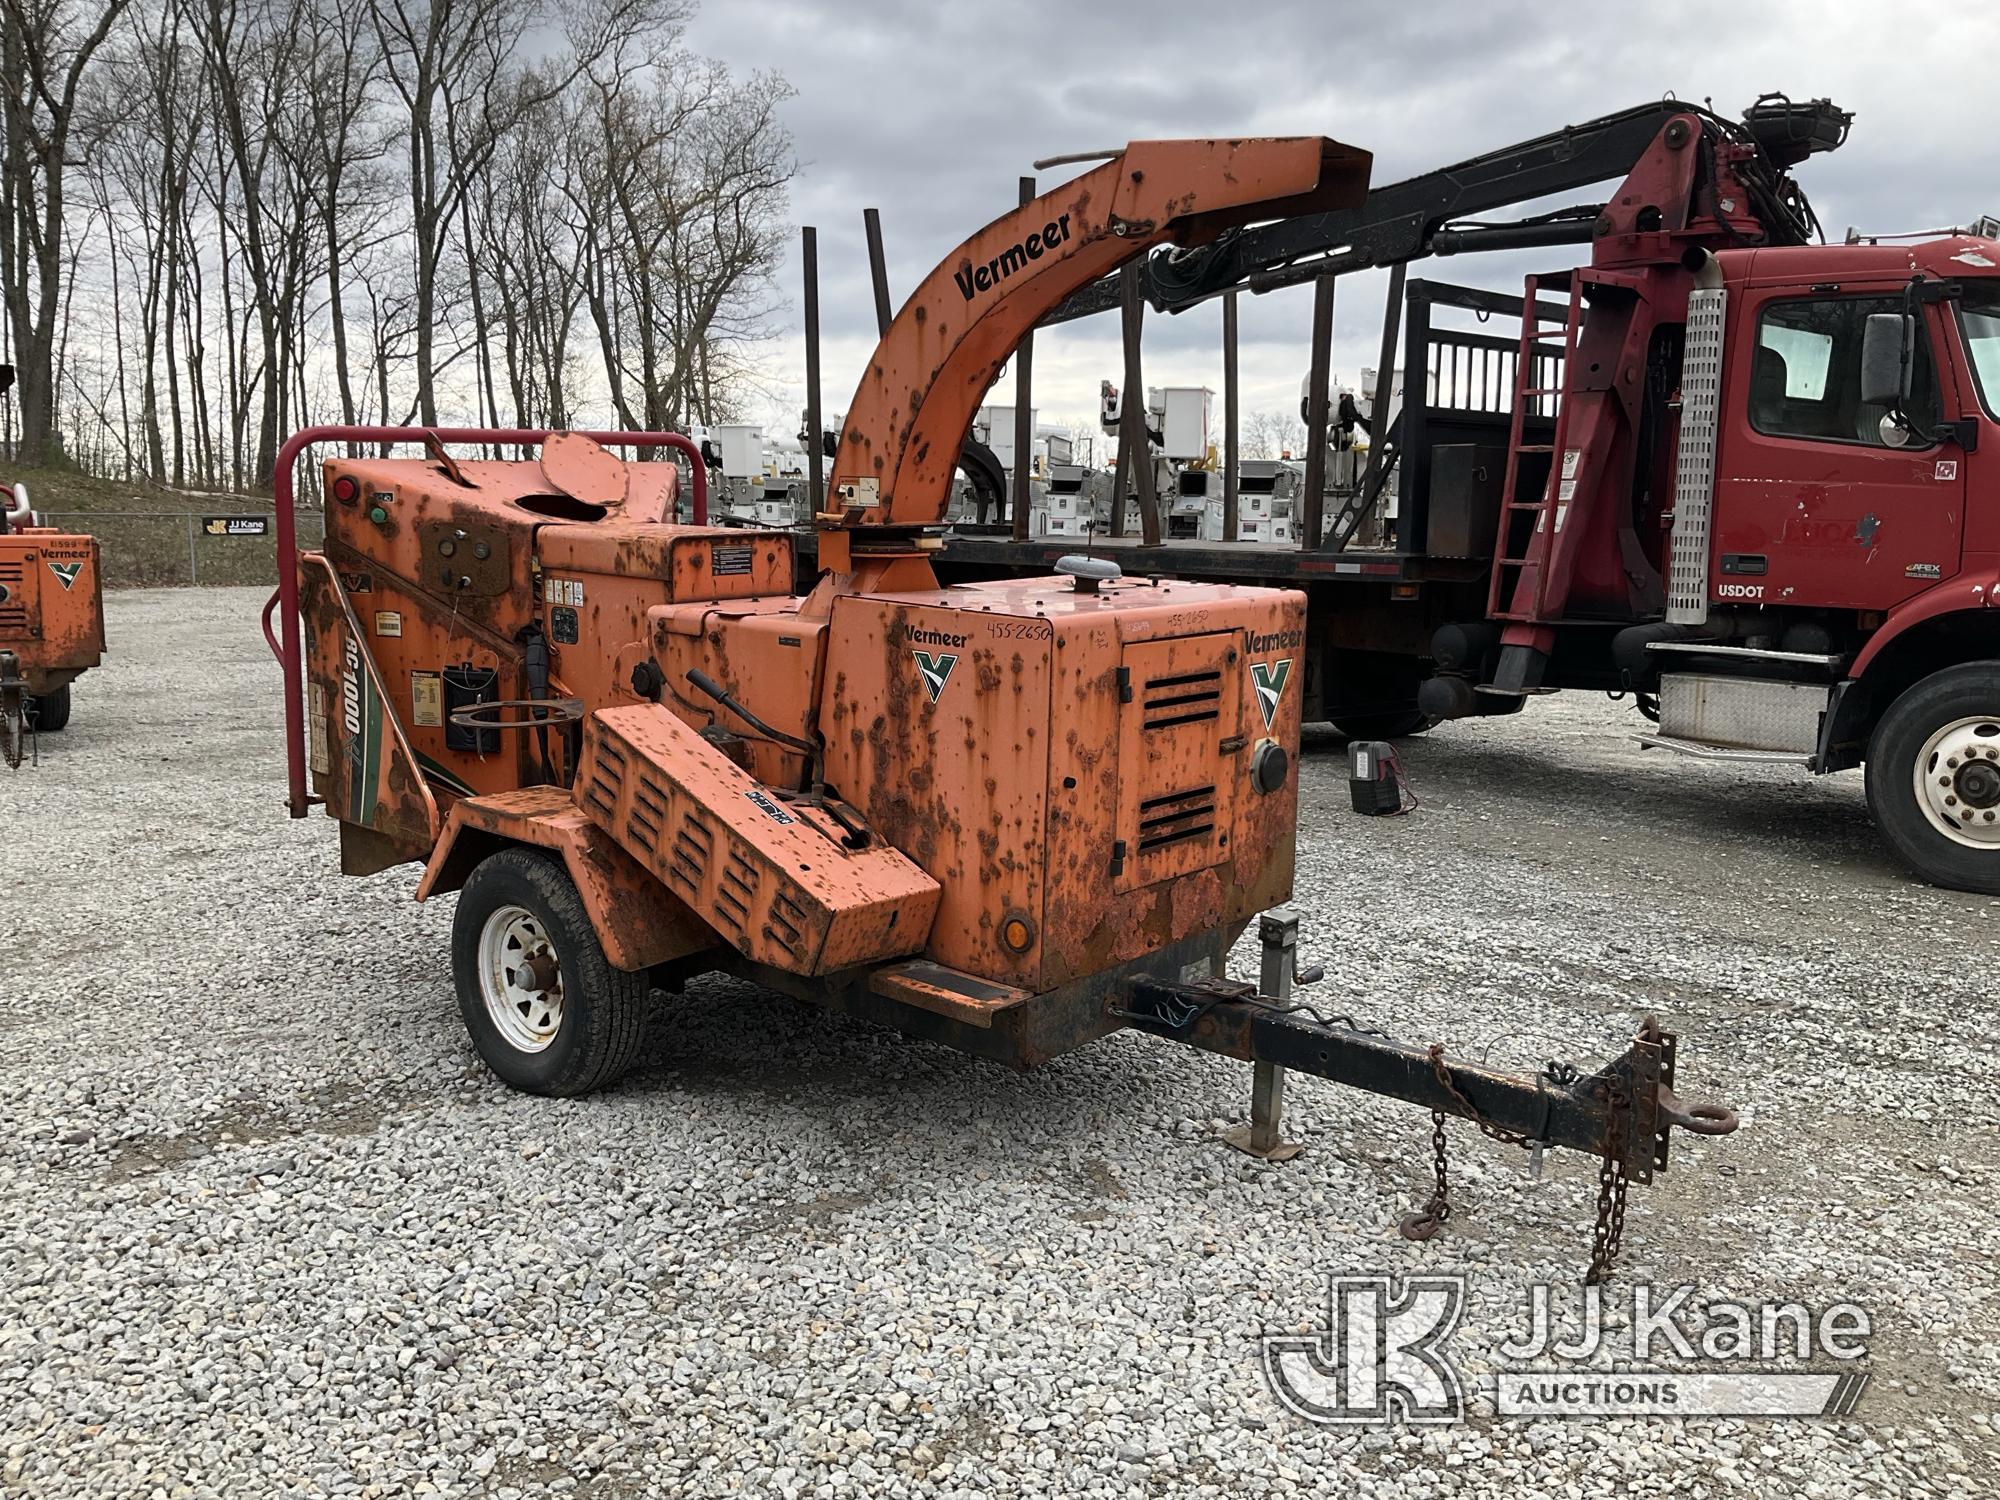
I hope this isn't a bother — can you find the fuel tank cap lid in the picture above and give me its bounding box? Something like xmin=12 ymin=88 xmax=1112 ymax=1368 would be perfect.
xmin=1055 ymin=555 xmax=1122 ymax=593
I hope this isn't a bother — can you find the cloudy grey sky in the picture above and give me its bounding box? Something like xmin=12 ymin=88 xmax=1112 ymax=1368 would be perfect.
xmin=685 ymin=0 xmax=2000 ymax=446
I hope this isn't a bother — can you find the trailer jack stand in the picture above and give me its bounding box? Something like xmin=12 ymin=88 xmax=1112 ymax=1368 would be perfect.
xmin=1221 ymin=913 xmax=1313 ymax=1161
xmin=1117 ymin=906 xmax=1740 ymax=1274
xmin=0 ymin=651 xmax=32 ymax=771
xmin=1223 ymin=1060 xmax=1305 ymax=1162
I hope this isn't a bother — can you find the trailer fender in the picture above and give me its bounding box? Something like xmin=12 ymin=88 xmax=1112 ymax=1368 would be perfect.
xmin=1819 ymin=572 xmax=2000 ymax=771
xmin=416 ymin=785 xmax=716 ymax=973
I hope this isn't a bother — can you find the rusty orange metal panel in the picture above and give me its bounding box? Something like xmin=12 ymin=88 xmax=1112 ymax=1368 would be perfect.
xmin=0 ymin=531 xmax=104 ymax=693
xmin=540 ymin=431 xmax=633 ymax=506
xmin=576 ymin=704 xmax=940 ymax=975
xmin=308 ymin=551 xmax=530 ymax=806
xmin=1112 ymin=632 xmax=1244 ymax=893
xmin=812 ymin=573 xmax=1303 ymax=992
xmin=322 ymin=459 xmax=539 ymax=646
xmin=819 ymin=593 xmax=1052 ymax=985
xmin=299 ymin=554 xmax=440 ymax=862
xmin=535 ymin=526 xmax=792 ymax=601
xmin=416 ymin=785 xmax=715 ymax=971
xmin=1041 ymin=582 xmax=1304 ymax=988
xmin=652 ymin=606 xmax=827 ymax=789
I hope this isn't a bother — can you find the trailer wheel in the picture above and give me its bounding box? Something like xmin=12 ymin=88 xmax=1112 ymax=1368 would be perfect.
xmin=1865 ymin=662 xmax=2000 ymax=895
xmin=27 ymin=683 xmax=70 ymax=732
xmin=451 ymin=847 xmax=649 ymax=1096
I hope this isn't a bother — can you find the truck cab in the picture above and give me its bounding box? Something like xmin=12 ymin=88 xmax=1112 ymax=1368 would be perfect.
xmin=1602 ymin=239 xmax=2000 ymax=892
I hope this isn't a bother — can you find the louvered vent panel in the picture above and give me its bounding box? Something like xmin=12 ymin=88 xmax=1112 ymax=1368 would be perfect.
xmin=1136 ymin=786 xmax=1218 ymax=853
xmin=0 ymin=560 xmax=26 ymax=635
xmin=1142 ymin=670 xmax=1221 ymax=730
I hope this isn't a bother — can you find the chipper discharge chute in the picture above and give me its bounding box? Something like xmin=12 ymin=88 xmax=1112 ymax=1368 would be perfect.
xmin=266 ymin=135 xmax=1738 ymax=1277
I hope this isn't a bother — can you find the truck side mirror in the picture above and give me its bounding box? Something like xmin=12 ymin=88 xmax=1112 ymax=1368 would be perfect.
xmin=1860 ymin=312 xmax=1913 ymax=407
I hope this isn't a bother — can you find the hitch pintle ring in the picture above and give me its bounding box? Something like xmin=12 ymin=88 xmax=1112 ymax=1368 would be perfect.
xmin=1657 ymin=1087 xmax=1738 ymax=1137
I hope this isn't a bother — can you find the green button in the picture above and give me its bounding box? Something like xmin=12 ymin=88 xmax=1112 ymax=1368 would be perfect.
xmin=369 ymin=506 xmax=389 ymax=525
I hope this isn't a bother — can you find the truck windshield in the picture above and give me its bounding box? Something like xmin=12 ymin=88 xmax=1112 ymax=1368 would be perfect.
xmin=1957 ymin=286 xmax=2000 ymax=418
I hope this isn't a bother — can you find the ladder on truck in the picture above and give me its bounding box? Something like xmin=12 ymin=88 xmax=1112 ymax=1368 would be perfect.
xmin=1485 ymin=273 xmax=1583 ymax=622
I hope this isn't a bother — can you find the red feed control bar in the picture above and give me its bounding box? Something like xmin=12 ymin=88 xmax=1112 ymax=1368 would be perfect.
xmin=263 ymin=425 xmax=709 ymax=819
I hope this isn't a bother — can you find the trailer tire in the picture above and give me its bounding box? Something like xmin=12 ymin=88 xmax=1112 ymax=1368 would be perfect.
xmin=1865 ymin=662 xmax=2000 ymax=895
xmin=27 ymin=683 xmax=70 ymax=732
xmin=451 ymin=847 xmax=650 ymax=1096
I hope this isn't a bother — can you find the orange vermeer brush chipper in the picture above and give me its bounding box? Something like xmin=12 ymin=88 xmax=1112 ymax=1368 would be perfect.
xmin=268 ymin=137 xmax=1738 ymax=1270
xmin=0 ymin=369 xmax=103 ymax=768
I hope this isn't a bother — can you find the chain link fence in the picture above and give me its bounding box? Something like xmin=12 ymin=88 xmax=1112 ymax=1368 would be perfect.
xmin=40 ymin=510 xmax=326 ymax=588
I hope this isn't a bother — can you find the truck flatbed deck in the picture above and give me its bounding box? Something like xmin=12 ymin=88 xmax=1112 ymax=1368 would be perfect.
xmin=797 ymin=527 xmax=1491 ymax=583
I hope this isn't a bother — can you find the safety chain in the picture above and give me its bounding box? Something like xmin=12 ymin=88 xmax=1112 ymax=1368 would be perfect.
xmin=1426 ymin=1043 xmax=1537 ymax=1148
xmin=1403 ymin=1043 xmax=1636 ymax=1282
xmin=1399 ymin=1109 xmax=1454 ymax=1242
xmin=1585 ymin=1081 xmax=1631 ymax=1286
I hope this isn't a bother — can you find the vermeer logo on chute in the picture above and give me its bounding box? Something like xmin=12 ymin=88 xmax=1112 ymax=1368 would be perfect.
xmin=914 ymin=650 xmax=958 ymax=704
xmin=1251 ymin=659 xmax=1292 ymax=729
xmin=47 ymin=560 xmax=82 ymax=591
xmin=952 ymin=213 xmax=1072 ymax=301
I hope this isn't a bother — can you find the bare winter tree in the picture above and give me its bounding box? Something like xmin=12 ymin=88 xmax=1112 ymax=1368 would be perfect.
xmin=87 ymin=2 xmax=206 ymax=482
xmin=468 ymin=94 xmax=586 ymax=430
xmin=568 ymin=51 xmax=793 ymax=434
xmin=296 ymin=0 xmax=387 ymax=442
xmin=366 ymin=0 xmax=687 ymax=428
xmin=1243 ymin=409 xmax=1306 ymax=460
xmin=23 ymin=0 xmax=798 ymax=486
xmin=0 ymin=0 xmax=134 ymax=464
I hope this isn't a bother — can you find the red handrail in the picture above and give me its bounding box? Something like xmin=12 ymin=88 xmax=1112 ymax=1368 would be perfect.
xmin=266 ymin=425 xmax=708 ymax=819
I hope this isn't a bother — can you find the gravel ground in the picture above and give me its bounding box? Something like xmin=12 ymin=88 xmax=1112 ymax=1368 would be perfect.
xmin=3 ymin=585 xmax=1997 ymax=1499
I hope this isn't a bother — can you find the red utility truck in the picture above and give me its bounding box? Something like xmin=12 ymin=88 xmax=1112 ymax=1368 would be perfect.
xmin=884 ymin=96 xmax=2000 ymax=895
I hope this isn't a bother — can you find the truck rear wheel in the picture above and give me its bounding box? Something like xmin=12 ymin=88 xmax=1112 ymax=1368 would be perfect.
xmin=451 ymin=847 xmax=649 ymax=1096
xmin=1865 ymin=662 xmax=2000 ymax=895
xmin=28 ymin=683 xmax=70 ymax=732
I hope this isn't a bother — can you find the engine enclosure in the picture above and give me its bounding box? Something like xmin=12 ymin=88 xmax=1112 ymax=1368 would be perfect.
xmin=813 ymin=577 xmax=1303 ymax=991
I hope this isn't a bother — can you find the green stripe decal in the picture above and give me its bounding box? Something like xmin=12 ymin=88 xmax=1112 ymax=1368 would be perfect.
xmin=416 ymin=751 xmax=477 ymax=798
xmin=359 ymin=666 xmax=382 ymax=827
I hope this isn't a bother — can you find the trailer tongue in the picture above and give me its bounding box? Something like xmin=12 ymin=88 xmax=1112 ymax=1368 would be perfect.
xmin=269 ymin=132 xmax=1739 ymax=1279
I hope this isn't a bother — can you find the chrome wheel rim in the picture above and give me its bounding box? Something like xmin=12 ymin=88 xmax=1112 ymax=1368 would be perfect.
xmin=478 ymin=904 xmax=565 ymax=1053
xmin=1913 ymin=715 xmax=2000 ymax=850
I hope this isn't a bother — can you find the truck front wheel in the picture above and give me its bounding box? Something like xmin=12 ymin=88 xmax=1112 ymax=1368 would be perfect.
xmin=451 ymin=847 xmax=650 ymax=1096
xmin=1865 ymin=662 xmax=2000 ymax=895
